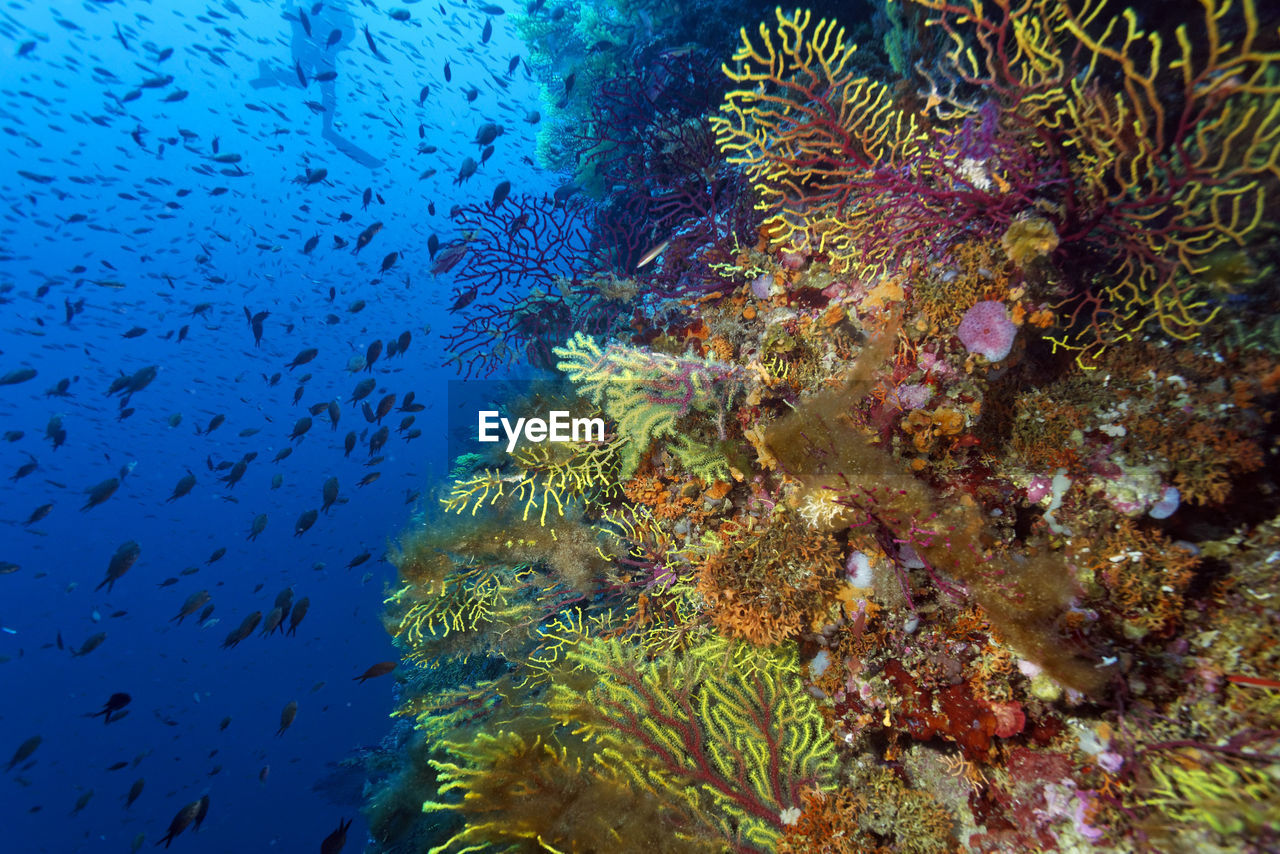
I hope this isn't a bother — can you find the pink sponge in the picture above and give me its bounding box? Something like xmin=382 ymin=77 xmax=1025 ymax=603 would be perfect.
xmin=957 ymin=300 xmax=1017 ymax=361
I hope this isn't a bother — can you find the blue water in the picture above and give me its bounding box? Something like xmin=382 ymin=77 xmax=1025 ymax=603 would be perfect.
xmin=0 ymin=1 xmax=548 ymax=850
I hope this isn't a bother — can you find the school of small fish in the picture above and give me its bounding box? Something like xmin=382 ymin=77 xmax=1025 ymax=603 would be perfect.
xmin=0 ymin=0 xmax=544 ymax=849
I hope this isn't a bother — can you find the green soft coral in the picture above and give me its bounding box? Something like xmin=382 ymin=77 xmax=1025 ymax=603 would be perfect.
xmin=554 ymin=332 xmax=743 ymax=478
xmin=550 ymin=636 xmax=838 ymax=850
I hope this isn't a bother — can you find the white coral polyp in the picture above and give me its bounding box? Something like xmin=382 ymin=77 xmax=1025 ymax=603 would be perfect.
xmin=798 ymin=489 xmax=846 ymax=529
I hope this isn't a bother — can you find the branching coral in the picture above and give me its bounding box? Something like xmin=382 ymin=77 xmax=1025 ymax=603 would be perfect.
xmin=442 ymin=433 xmax=625 ymax=526
xmin=1139 ymin=751 xmax=1280 ymax=843
xmin=570 ymin=51 xmax=762 ymax=296
xmin=422 ymin=729 xmax=720 ymax=854
xmin=714 ymin=1 xmax=1280 ymax=362
xmin=370 ymin=7 xmax=1280 ymax=853
xmin=382 ymin=504 xmax=630 ymax=745
xmin=711 ymin=8 xmax=933 ymax=275
xmin=550 ymin=636 xmax=838 ymax=850
xmin=554 ymin=332 xmax=745 ymax=477
xmin=440 ymin=196 xmax=625 ymax=377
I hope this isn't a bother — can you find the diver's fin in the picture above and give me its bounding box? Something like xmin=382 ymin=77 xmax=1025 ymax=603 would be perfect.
xmin=323 ymin=128 xmax=384 ymax=170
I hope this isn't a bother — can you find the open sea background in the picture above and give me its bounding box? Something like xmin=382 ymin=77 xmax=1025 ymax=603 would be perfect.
xmin=0 ymin=0 xmax=550 ymax=850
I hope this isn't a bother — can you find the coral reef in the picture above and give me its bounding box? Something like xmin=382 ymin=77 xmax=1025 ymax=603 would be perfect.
xmin=712 ymin=1 xmax=1280 ymax=363
xmin=370 ymin=2 xmax=1280 ymax=852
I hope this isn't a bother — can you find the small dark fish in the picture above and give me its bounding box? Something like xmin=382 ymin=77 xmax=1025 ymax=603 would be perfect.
xmin=97 ymin=541 xmax=141 ymax=592
xmin=6 ymin=735 xmax=41 ymax=771
xmin=0 ymin=368 xmax=38 ymax=386
xmin=374 ymin=394 xmax=395 ymax=422
xmin=192 ymin=794 xmax=210 ymax=831
xmin=287 ymin=348 xmax=318 ymax=370
xmin=199 ymin=413 xmax=226 ymax=435
xmin=302 ymin=234 xmax=319 ymax=254
xmin=350 ymin=378 xmax=376 ymax=403
xmin=220 ymin=459 xmax=248 ymax=488
xmin=481 ymin=18 xmax=492 ymax=43
xmin=353 ymin=661 xmax=395 ymax=683
xmin=353 ymin=221 xmax=383 ymax=254
xmin=553 ymin=182 xmax=581 ymax=205
xmin=85 ymin=692 xmax=131 ymax=724
xmin=276 ymin=700 xmax=298 ymax=736
xmin=431 ymin=241 xmax=469 ymax=274
xmin=321 ymin=818 xmax=353 ymax=854
xmin=444 ymin=60 xmax=451 ymax=82
xmin=10 ymin=456 xmax=38 ymax=482
xmin=379 ymin=252 xmax=398 ymax=273
xmin=298 ymin=167 xmax=328 ymax=185
xmin=448 ymin=286 xmax=478 ymax=313
xmin=222 ymin=612 xmax=261 ymax=648
xmin=72 ymin=790 xmax=94 ymax=815
xmin=322 ymin=477 xmax=339 ymax=514
xmin=24 ymin=503 xmax=54 ymax=525
xmin=290 ymin=416 xmax=313 ymax=441
xmin=294 ymin=509 xmax=318 ymax=536
xmin=489 ymin=180 xmax=511 ymax=210
xmin=474 ymin=122 xmax=503 ymax=147
xmin=125 ymin=778 xmax=144 ymax=808
xmin=286 ymin=597 xmax=310 ymax=636
xmin=72 ymin=632 xmax=107 ymax=657
xmin=156 ymin=798 xmax=202 ymax=848
xmin=166 ymin=471 xmax=196 ymax=502
xmin=362 ymin=24 xmax=380 ymax=56
xmin=260 ymin=606 xmax=285 ymax=636
xmin=170 ymin=591 xmax=211 ymax=624
xmin=247 ymin=514 xmax=268 ymax=541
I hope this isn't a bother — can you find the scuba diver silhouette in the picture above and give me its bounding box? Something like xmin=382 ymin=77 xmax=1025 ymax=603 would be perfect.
xmin=250 ymin=0 xmax=384 ymax=169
